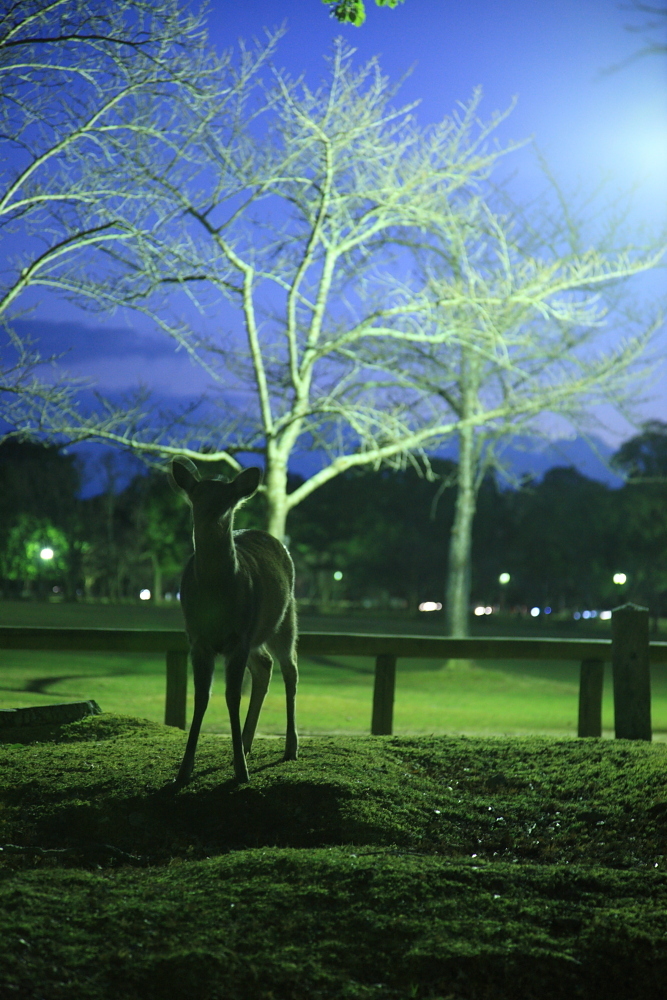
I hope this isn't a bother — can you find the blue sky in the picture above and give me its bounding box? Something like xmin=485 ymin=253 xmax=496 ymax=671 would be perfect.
xmin=10 ymin=0 xmax=667 ymax=463
xmin=215 ymin=0 xmax=667 ymax=218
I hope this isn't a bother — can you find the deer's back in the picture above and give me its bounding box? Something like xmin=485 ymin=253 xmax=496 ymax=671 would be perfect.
xmin=180 ymin=528 xmax=295 ymax=654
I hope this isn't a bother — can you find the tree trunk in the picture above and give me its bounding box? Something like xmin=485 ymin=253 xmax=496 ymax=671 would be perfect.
xmin=445 ymin=422 xmax=478 ymax=637
xmin=264 ymin=459 xmax=289 ymax=541
xmin=150 ymin=552 xmax=163 ymax=603
xmin=64 ymin=541 xmax=82 ymax=602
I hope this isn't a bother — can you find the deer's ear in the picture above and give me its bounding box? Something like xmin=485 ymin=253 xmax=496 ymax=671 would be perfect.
xmin=233 ymin=466 xmax=262 ymax=500
xmin=171 ymin=459 xmax=199 ymax=495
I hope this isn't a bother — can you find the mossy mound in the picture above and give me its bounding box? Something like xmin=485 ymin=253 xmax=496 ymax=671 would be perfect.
xmin=0 ymin=714 xmax=666 ymax=868
xmin=0 ymin=710 xmax=161 ymax=747
xmin=2 ymin=850 xmax=667 ymax=1000
xmin=2 ymin=716 xmax=667 ymax=998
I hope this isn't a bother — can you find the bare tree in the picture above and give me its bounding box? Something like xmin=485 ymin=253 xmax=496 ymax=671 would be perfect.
xmin=0 ymin=326 xmax=84 ymax=444
xmin=48 ymin=43 xmax=528 ymax=539
xmin=611 ymin=2 xmax=667 ymax=67
xmin=11 ymin=28 xmax=662 ymax=608
xmin=0 ymin=0 xmax=207 ymax=438
xmin=396 ymin=193 xmax=664 ymax=635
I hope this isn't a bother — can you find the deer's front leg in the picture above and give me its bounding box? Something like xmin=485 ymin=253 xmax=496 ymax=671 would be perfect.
xmin=174 ymin=643 xmax=214 ymax=789
xmin=226 ymin=647 xmax=251 ymax=783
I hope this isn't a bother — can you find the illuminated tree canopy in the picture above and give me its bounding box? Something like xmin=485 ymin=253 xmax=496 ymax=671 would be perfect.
xmin=0 ymin=0 xmax=206 ymax=441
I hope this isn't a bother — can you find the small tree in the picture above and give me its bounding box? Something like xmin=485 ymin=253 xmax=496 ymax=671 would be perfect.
xmin=0 ymin=514 xmax=69 ymax=597
xmin=323 ymin=0 xmax=405 ymax=27
xmin=611 ymin=421 xmax=667 ymax=629
xmin=130 ymin=471 xmax=192 ymax=601
xmin=611 ymin=420 xmax=667 ymax=482
xmin=394 ymin=195 xmax=663 ymax=634
xmin=0 ymin=440 xmax=82 ymax=597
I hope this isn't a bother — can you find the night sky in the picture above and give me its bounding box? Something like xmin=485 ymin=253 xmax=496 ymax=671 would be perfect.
xmin=9 ymin=0 xmax=667 ymax=475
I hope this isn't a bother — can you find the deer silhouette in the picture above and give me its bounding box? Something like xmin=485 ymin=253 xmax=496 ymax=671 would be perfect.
xmin=171 ymin=458 xmax=298 ymax=786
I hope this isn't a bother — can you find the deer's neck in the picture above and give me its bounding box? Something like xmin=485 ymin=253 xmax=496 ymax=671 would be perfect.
xmin=192 ymin=514 xmax=238 ymax=583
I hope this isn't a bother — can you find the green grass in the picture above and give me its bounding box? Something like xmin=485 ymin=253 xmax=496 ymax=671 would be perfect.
xmin=2 ymin=598 xmax=667 ymax=739
xmin=3 ymin=646 xmax=667 ymax=740
xmin=2 ymin=715 xmax=667 ymax=998
xmin=4 ymin=608 xmax=667 ymax=997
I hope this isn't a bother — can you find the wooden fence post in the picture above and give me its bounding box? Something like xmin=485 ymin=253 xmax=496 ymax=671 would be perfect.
xmin=165 ymin=650 xmax=188 ymax=730
xmin=371 ymin=653 xmax=396 ymax=735
xmin=578 ymin=659 xmax=604 ymax=737
xmin=611 ymin=603 xmax=651 ymax=741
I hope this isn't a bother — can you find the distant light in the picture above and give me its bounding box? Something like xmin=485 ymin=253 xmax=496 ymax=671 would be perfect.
xmin=530 ymin=607 xmax=540 ymax=617
xmin=139 ymin=589 xmax=151 ymax=601
xmin=40 ymin=547 xmax=54 ymax=561
xmin=613 ymin=573 xmax=627 ymax=585
xmin=485 ymin=606 xmax=492 ymax=615
xmin=573 ymin=612 xmax=581 ymax=620
xmin=333 ymin=570 xmax=343 ymax=581
xmin=600 ymin=610 xmax=612 ymax=620
xmin=474 ymin=605 xmax=486 ymax=616
xmin=419 ymin=601 xmax=442 ymax=612
xmin=544 ymin=607 xmax=552 ymax=614
xmin=590 ymin=610 xmax=598 ymax=618
xmin=582 ymin=610 xmax=591 ymax=619
xmin=499 ymin=573 xmax=510 ymax=585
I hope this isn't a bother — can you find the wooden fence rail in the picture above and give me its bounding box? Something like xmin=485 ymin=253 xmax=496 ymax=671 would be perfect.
xmin=0 ymin=605 xmax=665 ymax=739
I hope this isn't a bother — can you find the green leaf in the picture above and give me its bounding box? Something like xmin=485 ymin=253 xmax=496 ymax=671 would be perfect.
xmin=325 ymin=1 xmax=367 ymax=26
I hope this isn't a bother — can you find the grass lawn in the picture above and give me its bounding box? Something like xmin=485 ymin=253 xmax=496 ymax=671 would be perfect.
xmin=1 ymin=600 xmax=667 ymax=739
xmin=0 ymin=647 xmax=632 ymax=738
xmin=3 ymin=604 xmax=667 ymax=997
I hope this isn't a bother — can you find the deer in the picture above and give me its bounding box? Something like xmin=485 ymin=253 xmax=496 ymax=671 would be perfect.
xmin=170 ymin=458 xmax=298 ymax=787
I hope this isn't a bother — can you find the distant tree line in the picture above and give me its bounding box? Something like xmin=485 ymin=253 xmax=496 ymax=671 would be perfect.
xmin=1 ymin=423 xmax=666 ymax=625
xmin=0 ymin=441 xmax=191 ymax=604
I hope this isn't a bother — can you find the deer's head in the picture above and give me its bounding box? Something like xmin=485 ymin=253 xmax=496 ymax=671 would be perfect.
xmin=172 ymin=460 xmax=262 ymax=522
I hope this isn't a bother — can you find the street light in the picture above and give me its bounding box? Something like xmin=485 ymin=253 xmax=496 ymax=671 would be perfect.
xmin=40 ymin=547 xmax=54 ymax=561
xmin=613 ymin=572 xmax=627 ymax=586
xmin=499 ymin=572 xmax=510 ymax=585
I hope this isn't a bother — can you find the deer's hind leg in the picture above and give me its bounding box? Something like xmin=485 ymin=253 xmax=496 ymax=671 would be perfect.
xmin=269 ymin=600 xmax=299 ymax=762
xmin=242 ymin=647 xmax=273 ymax=755
xmin=225 ymin=645 xmax=251 ymax=783
xmin=175 ymin=641 xmax=215 ymax=788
